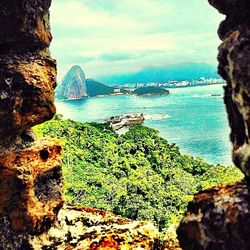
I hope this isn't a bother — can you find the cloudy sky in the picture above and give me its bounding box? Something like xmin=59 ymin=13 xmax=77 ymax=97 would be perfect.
xmin=50 ymin=0 xmax=223 ymax=81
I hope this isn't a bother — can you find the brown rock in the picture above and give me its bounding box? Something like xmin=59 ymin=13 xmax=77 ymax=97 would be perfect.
xmin=0 ymin=138 xmax=63 ymax=234
xmin=0 ymin=206 xmax=159 ymax=250
xmin=177 ymin=180 xmax=250 ymax=249
xmin=208 ymin=0 xmax=247 ymax=14
xmin=0 ymin=0 xmax=64 ymax=244
xmin=210 ymin=1 xmax=250 ymax=177
xmin=0 ymin=0 xmax=53 ymax=54
xmin=0 ymin=0 xmax=57 ymax=142
xmin=209 ymin=0 xmax=250 ymax=40
xmin=0 ymin=57 xmax=56 ymax=141
xmin=219 ymin=27 xmax=250 ymax=177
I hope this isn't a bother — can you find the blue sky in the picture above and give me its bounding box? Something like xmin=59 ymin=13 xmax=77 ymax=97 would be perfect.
xmin=50 ymin=0 xmax=223 ymax=81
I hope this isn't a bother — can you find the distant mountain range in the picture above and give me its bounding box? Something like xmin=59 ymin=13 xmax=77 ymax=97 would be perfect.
xmin=97 ymin=63 xmax=219 ymax=85
xmin=56 ymin=63 xmax=219 ymax=100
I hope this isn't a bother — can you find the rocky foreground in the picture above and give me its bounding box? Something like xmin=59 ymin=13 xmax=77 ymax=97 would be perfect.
xmin=1 ymin=206 xmax=159 ymax=249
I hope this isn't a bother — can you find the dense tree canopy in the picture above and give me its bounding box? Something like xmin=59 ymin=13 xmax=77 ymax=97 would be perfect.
xmin=34 ymin=115 xmax=243 ymax=231
xmin=85 ymin=79 xmax=114 ymax=97
xmin=134 ymin=86 xmax=170 ymax=96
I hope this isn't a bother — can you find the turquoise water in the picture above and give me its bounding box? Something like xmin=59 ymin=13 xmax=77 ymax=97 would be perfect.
xmin=55 ymin=84 xmax=232 ymax=165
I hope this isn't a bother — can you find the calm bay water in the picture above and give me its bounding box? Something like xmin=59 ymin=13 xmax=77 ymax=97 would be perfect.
xmin=55 ymin=84 xmax=232 ymax=165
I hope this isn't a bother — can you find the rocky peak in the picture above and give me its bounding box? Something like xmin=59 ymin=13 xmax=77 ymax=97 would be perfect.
xmin=56 ymin=65 xmax=88 ymax=100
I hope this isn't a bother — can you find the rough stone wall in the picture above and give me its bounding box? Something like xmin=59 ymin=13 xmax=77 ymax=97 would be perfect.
xmin=1 ymin=206 xmax=159 ymax=250
xmin=0 ymin=0 xmax=56 ymax=143
xmin=0 ymin=0 xmax=63 ymax=234
xmin=0 ymin=1 xmax=159 ymax=249
xmin=177 ymin=1 xmax=250 ymax=249
xmin=207 ymin=0 xmax=250 ymax=178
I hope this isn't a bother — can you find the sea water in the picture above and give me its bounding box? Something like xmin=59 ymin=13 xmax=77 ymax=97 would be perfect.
xmin=55 ymin=84 xmax=232 ymax=165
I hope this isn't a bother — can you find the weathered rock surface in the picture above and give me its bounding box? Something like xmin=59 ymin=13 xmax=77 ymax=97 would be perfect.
xmin=0 ymin=0 xmax=53 ymax=53
xmin=0 ymin=0 xmax=57 ymax=141
xmin=56 ymin=65 xmax=88 ymax=100
xmin=208 ymin=0 xmax=250 ymax=40
xmin=177 ymin=179 xmax=250 ymax=250
xmin=208 ymin=0 xmax=250 ymax=178
xmin=0 ymin=57 xmax=56 ymax=139
xmin=177 ymin=1 xmax=250 ymax=249
xmin=0 ymin=206 xmax=159 ymax=250
xmin=0 ymin=139 xmax=63 ymax=234
xmin=0 ymin=0 xmax=64 ymax=239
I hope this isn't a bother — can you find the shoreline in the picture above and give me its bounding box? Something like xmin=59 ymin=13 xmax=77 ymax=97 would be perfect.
xmin=55 ymin=83 xmax=225 ymax=102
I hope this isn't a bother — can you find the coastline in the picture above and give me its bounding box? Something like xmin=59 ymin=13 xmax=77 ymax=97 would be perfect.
xmin=55 ymin=83 xmax=225 ymax=102
xmin=55 ymin=84 xmax=231 ymax=165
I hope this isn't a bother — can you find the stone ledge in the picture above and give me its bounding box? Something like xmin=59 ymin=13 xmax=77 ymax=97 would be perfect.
xmin=0 ymin=206 xmax=160 ymax=250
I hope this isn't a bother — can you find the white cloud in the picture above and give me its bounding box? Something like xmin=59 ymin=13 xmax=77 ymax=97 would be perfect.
xmin=50 ymin=0 xmax=223 ymax=81
xmin=51 ymin=1 xmax=147 ymax=33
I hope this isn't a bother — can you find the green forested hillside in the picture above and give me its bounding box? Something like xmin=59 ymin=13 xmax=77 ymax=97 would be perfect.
xmin=86 ymin=79 xmax=114 ymax=97
xmin=34 ymin=115 xmax=243 ymax=231
xmin=134 ymin=86 xmax=170 ymax=96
